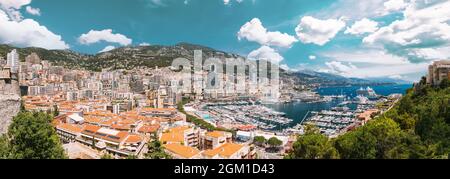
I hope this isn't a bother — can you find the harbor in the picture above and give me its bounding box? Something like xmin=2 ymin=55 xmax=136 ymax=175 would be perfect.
xmin=185 ymin=84 xmax=410 ymax=137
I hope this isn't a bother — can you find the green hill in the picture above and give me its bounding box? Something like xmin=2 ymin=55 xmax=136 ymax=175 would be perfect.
xmin=287 ymin=78 xmax=450 ymax=159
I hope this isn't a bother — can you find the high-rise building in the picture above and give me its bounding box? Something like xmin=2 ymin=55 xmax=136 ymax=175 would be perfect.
xmin=427 ymin=60 xmax=450 ymax=86
xmin=7 ymin=49 xmax=19 ymax=73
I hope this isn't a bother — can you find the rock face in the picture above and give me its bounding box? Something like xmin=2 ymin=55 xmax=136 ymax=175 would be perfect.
xmin=0 ymin=94 xmax=20 ymax=134
xmin=0 ymin=78 xmax=21 ymax=134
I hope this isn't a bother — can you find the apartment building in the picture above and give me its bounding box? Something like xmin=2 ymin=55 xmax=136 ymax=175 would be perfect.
xmin=201 ymin=131 xmax=232 ymax=150
xmin=427 ymin=60 xmax=450 ymax=86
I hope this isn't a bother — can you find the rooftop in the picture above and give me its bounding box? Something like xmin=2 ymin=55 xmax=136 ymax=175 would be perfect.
xmin=164 ymin=143 xmax=200 ymax=159
xmin=202 ymin=143 xmax=244 ymax=158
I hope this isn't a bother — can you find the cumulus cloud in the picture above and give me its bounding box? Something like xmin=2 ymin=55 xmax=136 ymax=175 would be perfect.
xmin=322 ymin=49 xmax=409 ymax=65
xmin=323 ymin=61 xmax=357 ymax=75
xmin=238 ymin=18 xmax=298 ymax=48
xmin=78 ymin=29 xmax=132 ymax=46
xmin=384 ymin=0 xmax=408 ymax=12
xmin=363 ymin=0 xmax=450 ymax=62
xmin=309 ymin=55 xmax=317 ymax=60
xmin=99 ymin=45 xmax=116 ymax=53
xmin=321 ymin=60 xmax=428 ymax=79
xmin=345 ymin=18 xmax=379 ymax=35
xmin=25 ymin=6 xmax=40 ymax=16
xmin=295 ymin=16 xmax=346 ymax=46
xmin=0 ymin=0 xmax=31 ymax=9
xmin=0 ymin=0 xmax=32 ymax=21
xmin=408 ymin=46 xmax=450 ymax=60
xmin=247 ymin=46 xmax=284 ymax=64
xmin=0 ymin=10 xmax=69 ymax=49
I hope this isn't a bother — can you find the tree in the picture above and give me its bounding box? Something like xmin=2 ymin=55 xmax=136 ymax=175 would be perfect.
xmin=53 ymin=105 xmax=59 ymax=117
xmin=7 ymin=111 xmax=67 ymax=159
xmin=439 ymin=79 xmax=450 ymax=89
xmin=267 ymin=137 xmax=282 ymax=149
xmin=0 ymin=135 xmax=10 ymax=159
xmin=145 ymin=135 xmax=171 ymax=159
xmin=126 ymin=155 xmax=138 ymax=159
xmin=101 ymin=153 xmax=114 ymax=159
xmin=287 ymin=132 xmax=338 ymax=159
xmin=334 ymin=128 xmax=377 ymax=159
xmin=253 ymin=136 xmax=266 ymax=147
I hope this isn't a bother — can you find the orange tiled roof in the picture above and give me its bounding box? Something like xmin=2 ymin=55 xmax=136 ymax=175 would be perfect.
xmin=202 ymin=143 xmax=244 ymax=158
xmin=205 ymin=131 xmax=227 ymax=138
xmin=160 ymin=132 xmax=184 ymax=144
xmin=125 ymin=134 xmax=143 ymax=144
xmin=57 ymin=123 xmax=83 ymax=134
xmin=138 ymin=124 xmax=160 ymax=133
xmin=164 ymin=143 xmax=200 ymax=159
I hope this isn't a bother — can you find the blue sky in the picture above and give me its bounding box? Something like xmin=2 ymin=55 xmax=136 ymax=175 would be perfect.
xmin=1 ymin=0 xmax=450 ymax=82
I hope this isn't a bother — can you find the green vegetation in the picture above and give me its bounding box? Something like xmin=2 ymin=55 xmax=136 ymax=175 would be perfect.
xmin=286 ymin=126 xmax=338 ymax=159
xmin=145 ymin=133 xmax=172 ymax=159
xmin=101 ymin=154 xmax=114 ymax=159
xmin=287 ymin=80 xmax=449 ymax=159
xmin=0 ymin=111 xmax=67 ymax=159
xmin=253 ymin=136 xmax=266 ymax=147
xmin=268 ymin=137 xmax=282 ymax=148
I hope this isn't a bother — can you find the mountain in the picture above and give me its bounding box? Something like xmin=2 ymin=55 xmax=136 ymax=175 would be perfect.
xmin=366 ymin=77 xmax=412 ymax=85
xmin=292 ymin=70 xmax=395 ymax=87
xmin=0 ymin=43 xmax=397 ymax=86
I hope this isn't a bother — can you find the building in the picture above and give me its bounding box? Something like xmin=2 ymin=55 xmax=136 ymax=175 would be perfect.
xmin=201 ymin=131 xmax=232 ymax=150
xmin=56 ymin=123 xmax=84 ymax=143
xmin=164 ymin=143 xmax=201 ymax=159
xmin=202 ymin=143 xmax=250 ymax=159
xmin=7 ymin=49 xmax=19 ymax=73
xmin=160 ymin=126 xmax=200 ymax=147
xmin=25 ymin=53 xmax=41 ymax=64
xmin=427 ymin=60 xmax=450 ymax=86
xmin=78 ymin=125 xmax=146 ymax=157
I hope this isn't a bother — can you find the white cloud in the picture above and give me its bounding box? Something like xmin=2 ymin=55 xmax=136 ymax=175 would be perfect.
xmin=0 ymin=0 xmax=31 ymax=9
xmin=309 ymin=55 xmax=317 ymax=60
xmin=321 ymin=60 xmax=428 ymax=79
xmin=322 ymin=49 xmax=409 ymax=65
xmin=0 ymin=10 xmax=69 ymax=49
xmin=363 ymin=0 xmax=450 ymax=60
xmin=0 ymin=0 xmax=32 ymax=21
xmin=323 ymin=61 xmax=357 ymax=75
xmin=345 ymin=18 xmax=379 ymax=35
xmin=99 ymin=45 xmax=115 ymax=53
xmin=315 ymin=0 xmax=389 ymax=20
xmin=247 ymin=46 xmax=284 ymax=64
xmin=139 ymin=42 xmax=151 ymax=46
xmin=408 ymin=46 xmax=450 ymax=60
xmin=238 ymin=18 xmax=298 ymax=48
xmin=78 ymin=29 xmax=132 ymax=46
xmin=224 ymin=0 xmax=244 ymax=5
xmin=295 ymin=16 xmax=346 ymax=46
xmin=25 ymin=6 xmax=40 ymax=16
xmin=389 ymin=74 xmax=404 ymax=80
xmin=384 ymin=0 xmax=408 ymax=12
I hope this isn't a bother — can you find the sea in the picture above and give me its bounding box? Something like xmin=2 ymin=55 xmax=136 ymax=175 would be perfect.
xmin=264 ymin=84 xmax=413 ymax=129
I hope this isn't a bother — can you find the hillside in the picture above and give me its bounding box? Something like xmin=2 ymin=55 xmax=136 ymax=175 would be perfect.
xmin=287 ymin=78 xmax=450 ymax=159
xmin=293 ymin=70 xmax=394 ymax=87
xmin=0 ymin=43 xmax=394 ymax=86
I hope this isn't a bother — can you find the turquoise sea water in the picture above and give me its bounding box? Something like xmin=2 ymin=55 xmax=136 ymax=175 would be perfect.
xmin=264 ymin=84 xmax=413 ymax=129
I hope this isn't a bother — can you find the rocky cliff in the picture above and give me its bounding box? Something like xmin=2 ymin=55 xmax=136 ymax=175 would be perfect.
xmin=0 ymin=80 xmax=20 ymax=134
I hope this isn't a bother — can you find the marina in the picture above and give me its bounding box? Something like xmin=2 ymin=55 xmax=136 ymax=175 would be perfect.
xmin=186 ymin=84 xmax=410 ymax=136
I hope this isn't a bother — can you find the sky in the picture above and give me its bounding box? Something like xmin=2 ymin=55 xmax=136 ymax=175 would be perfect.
xmin=1 ymin=0 xmax=450 ymax=82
